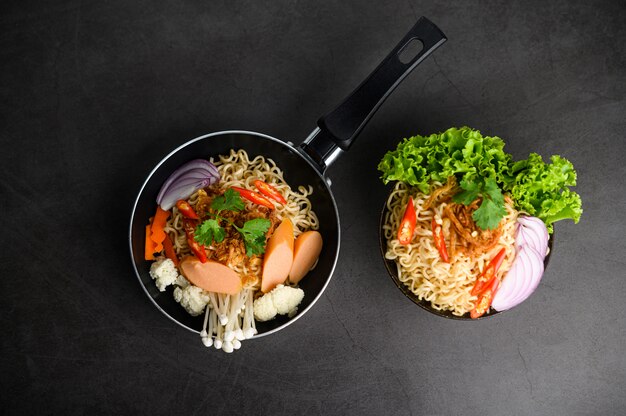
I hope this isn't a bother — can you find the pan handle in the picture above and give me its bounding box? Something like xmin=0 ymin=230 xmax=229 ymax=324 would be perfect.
xmin=300 ymin=17 xmax=446 ymax=173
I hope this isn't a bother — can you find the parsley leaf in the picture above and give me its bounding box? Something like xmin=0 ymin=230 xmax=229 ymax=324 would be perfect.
xmin=211 ymin=188 xmax=244 ymax=213
xmin=194 ymin=219 xmax=225 ymax=246
xmin=472 ymin=195 xmax=507 ymax=230
xmin=234 ymin=218 xmax=271 ymax=256
xmin=194 ymin=189 xmax=271 ymax=257
xmin=483 ymin=177 xmax=505 ymax=207
xmin=453 ymin=177 xmax=507 ymax=230
xmin=452 ymin=177 xmax=482 ymax=205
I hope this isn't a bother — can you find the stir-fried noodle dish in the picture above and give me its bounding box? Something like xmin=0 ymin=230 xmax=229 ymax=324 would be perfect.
xmin=144 ymin=149 xmax=324 ymax=352
xmin=383 ymin=178 xmax=517 ymax=316
xmin=379 ymin=127 xmax=582 ymax=318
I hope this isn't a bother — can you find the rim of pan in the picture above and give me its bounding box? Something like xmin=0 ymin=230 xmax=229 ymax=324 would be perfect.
xmin=128 ymin=130 xmax=341 ymax=337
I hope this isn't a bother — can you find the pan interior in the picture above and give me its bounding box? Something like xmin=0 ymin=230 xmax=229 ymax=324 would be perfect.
xmin=130 ymin=131 xmax=339 ymax=335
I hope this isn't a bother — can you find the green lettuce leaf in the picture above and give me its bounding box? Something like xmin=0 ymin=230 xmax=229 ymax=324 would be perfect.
xmin=506 ymin=153 xmax=582 ymax=232
xmin=379 ymin=127 xmax=513 ymax=227
xmin=378 ymin=127 xmax=583 ymax=233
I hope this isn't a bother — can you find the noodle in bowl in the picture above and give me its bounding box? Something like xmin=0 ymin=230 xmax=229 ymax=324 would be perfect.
xmin=381 ymin=181 xmax=518 ymax=318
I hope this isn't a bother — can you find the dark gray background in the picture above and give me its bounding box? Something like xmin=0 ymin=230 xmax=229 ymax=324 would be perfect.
xmin=1 ymin=0 xmax=625 ymax=415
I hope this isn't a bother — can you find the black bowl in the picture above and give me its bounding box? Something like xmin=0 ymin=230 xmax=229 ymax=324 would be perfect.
xmin=378 ymin=195 xmax=553 ymax=320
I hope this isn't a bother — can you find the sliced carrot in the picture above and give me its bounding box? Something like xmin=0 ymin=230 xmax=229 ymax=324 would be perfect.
xmin=150 ymin=206 xmax=170 ymax=252
xmin=145 ymin=224 xmax=157 ymax=260
xmin=162 ymin=233 xmax=179 ymax=267
xmin=261 ymin=218 xmax=294 ymax=293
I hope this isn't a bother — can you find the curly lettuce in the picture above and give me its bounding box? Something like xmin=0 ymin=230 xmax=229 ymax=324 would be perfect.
xmin=378 ymin=127 xmax=512 ymax=192
xmin=507 ymin=153 xmax=582 ymax=232
xmin=378 ymin=127 xmax=582 ymax=232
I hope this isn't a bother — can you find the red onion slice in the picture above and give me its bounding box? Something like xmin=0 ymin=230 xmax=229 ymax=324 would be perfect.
xmin=509 ymin=245 xmax=544 ymax=307
xmin=492 ymin=245 xmax=544 ymax=311
xmin=159 ymin=177 xmax=215 ymax=211
xmin=156 ymin=159 xmax=219 ymax=205
xmin=491 ymin=249 xmax=519 ymax=311
xmin=516 ymin=215 xmax=549 ymax=258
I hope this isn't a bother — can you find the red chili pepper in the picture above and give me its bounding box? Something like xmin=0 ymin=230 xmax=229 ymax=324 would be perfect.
xmin=397 ymin=198 xmax=417 ymax=245
xmin=182 ymin=219 xmax=207 ymax=263
xmin=175 ymin=200 xmax=199 ymax=219
xmin=470 ymin=273 xmax=500 ymax=319
xmin=470 ymin=248 xmax=507 ymax=296
xmin=162 ymin=233 xmax=179 ymax=267
xmin=231 ymin=186 xmax=274 ymax=209
xmin=254 ymin=180 xmax=287 ymax=204
xmin=187 ymin=238 xmax=208 ymax=263
xmin=431 ymin=218 xmax=450 ymax=263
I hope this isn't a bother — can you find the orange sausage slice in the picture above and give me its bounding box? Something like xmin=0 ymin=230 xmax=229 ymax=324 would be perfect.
xmin=179 ymin=256 xmax=242 ymax=295
xmin=261 ymin=218 xmax=294 ymax=293
xmin=289 ymin=231 xmax=323 ymax=284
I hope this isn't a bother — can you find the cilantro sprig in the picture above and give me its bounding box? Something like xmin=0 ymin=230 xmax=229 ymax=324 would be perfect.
xmin=194 ymin=219 xmax=225 ymax=245
xmin=194 ymin=189 xmax=271 ymax=256
xmin=211 ymin=188 xmax=245 ymax=213
xmin=232 ymin=218 xmax=271 ymax=256
xmin=453 ymin=177 xmax=507 ymax=230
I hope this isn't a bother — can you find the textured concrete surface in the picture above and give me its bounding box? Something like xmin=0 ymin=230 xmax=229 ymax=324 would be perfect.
xmin=1 ymin=0 xmax=625 ymax=415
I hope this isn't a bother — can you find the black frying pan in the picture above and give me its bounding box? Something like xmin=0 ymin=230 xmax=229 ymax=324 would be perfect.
xmin=129 ymin=17 xmax=447 ymax=337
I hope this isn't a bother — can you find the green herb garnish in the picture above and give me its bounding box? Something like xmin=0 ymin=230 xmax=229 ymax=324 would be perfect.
xmin=453 ymin=177 xmax=507 ymax=230
xmin=232 ymin=218 xmax=272 ymax=256
xmin=194 ymin=189 xmax=271 ymax=255
xmin=211 ymin=188 xmax=245 ymax=213
xmin=378 ymin=126 xmax=582 ymax=232
xmin=195 ymin=219 xmax=226 ymax=246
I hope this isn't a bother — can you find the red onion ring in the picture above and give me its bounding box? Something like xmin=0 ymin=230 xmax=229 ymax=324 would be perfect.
xmin=159 ymin=177 xmax=216 ymax=211
xmin=492 ymin=244 xmax=544 ymax=311
xmin=516 ymin=215 xmax=549 ymax=258
xmin=156 ymin=159 xmax=219 ymax=205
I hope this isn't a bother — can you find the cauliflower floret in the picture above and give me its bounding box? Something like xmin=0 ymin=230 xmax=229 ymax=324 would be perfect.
xmin=173 ymin=285 xmax=211 ymax=316
xmin=175 ymin=274 xmax=190 ymax=288
xmin=253 ymin=284 xmax=304 ymax=322
xmin=253 ymin=293 xmax=277 ymax=322
xmin=273 ymin=287 xmax=303 ymax=315
xmin=149 ymin=257 xmax=179 ymax=292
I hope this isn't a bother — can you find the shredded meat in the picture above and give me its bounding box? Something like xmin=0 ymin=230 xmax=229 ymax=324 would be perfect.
xmin=443 ymin=199 xmax=502 ymax=257
xmin=420 ymin=177 xmax=505 ymax=259
xmin=194 ymin=188 xmax=214 ymax=217
xmin=449 ymin=224 xmax=456 ymax=259
xmin=194 ymin=187 xmax=277 ymax=270
xmin=424 ymin=176 xmax=458 ymax=210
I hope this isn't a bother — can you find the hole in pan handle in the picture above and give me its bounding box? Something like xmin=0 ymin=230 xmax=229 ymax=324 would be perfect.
xmin=398 ymin=38 xmax=425 ymax=64
xmin=301 ymin=17 xmax=446 ymax=173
